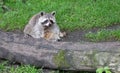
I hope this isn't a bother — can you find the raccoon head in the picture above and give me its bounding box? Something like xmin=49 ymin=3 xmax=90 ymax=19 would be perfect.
xmin=38 ymin=11 xmax=56 ymax=28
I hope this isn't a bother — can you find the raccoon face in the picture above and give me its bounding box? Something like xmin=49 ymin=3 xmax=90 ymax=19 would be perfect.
xmin=38 ymin=11 xmax=56 ymax=28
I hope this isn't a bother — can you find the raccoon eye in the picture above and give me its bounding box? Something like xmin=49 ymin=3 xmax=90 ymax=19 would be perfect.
xmin=41 ymin=20 xmax=48 ymax=24
xmin=50 ymin=20 xmax=54 ymax=24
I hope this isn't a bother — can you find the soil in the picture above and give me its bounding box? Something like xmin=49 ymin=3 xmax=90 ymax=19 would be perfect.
xmin=62 ymin=24 xmax=120 ymax=42
xmin=61 ymin=30 xmax=88 ymax=42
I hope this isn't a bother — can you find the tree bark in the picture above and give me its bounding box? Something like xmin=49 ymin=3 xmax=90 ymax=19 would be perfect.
xmin=0 ymin=31 xmax=120 ymax=73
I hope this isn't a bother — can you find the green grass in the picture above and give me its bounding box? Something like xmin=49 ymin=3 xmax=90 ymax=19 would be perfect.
xmin=0 ymin=61 xmax=93 ymax=73
xmin=0 ymin=0 xmax=120 ymax=31
xmin=9 ymin=65 xmax=41 ymax=73
xmin=0 ymin=61 xmax=41 ymax=73
xmin=85 ymin=29 xmax=120 ymax=42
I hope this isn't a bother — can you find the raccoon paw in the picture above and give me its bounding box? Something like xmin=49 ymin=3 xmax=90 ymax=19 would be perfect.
xmin=59 ymin=32 xmax=66 ymax=37
xmin=24 ymin=34 xmax=31 ymax=38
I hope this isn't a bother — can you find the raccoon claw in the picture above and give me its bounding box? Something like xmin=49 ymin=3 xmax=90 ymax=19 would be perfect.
xmin=24 ymin=34 xmax=30 ymax=38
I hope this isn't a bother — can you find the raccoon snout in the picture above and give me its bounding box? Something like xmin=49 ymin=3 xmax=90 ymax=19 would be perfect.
xmin=57 ymin=38 xmax=61 ymax=41
xmin=44 ymin=23 xmax=52 ymax=27
xmin=49 ymin=23 xmax=53 ymax=27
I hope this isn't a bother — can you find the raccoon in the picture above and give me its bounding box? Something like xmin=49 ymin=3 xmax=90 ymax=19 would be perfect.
xmin=24 ymin=11 xmax=65 ymax=41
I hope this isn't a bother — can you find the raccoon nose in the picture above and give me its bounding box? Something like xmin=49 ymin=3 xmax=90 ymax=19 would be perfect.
xmin=49 ymin=23 xmax=52 ymax=26
xmin=57 ymin=39 xmax=61 ymax=41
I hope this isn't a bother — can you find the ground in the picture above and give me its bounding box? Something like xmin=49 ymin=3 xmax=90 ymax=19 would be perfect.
xmin=62 ymin=23 xmax=120 ymax=42
xmin=62 ymin=30 xmax=88 ymax=42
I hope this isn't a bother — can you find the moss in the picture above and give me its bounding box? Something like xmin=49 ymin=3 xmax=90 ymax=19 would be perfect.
xmin=53 ymin=50 xmax=70 ymax=68
xmin=86 ymin=50 xmax=98 ymax=67
xmin=92 ymin=51 xmax=98 ymax=67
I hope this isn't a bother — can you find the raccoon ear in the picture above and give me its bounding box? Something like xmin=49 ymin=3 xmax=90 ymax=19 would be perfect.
xmin=51 ymin=11 xmax=56 ymax=16
xmin=40 ymin=11 xmax=45 ymax=16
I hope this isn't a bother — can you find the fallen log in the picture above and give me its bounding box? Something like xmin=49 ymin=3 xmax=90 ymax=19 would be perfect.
xmin=0 ymin=31 xmax=120 ymax=73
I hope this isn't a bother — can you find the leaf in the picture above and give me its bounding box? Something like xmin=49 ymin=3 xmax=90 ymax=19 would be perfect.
xmin=96 ymin=67 xmax=104 ymax=73
xmin=105 ymin=70 xmax=112 ymax=73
